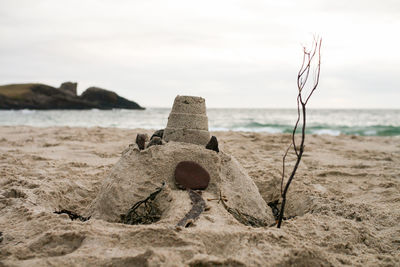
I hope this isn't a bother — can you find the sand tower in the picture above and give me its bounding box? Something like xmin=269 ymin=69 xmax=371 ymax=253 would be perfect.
xmin=163 ymin=96 xmax=210 ymax=145
xmin=86 ymin=96 xmax=274 ymax=227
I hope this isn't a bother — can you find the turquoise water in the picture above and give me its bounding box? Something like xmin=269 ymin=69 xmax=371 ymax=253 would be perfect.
xmin=0 ymin=108 xmax=399 ymax=136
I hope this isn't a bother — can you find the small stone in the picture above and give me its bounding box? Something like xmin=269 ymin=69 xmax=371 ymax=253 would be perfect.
xmin=206 ymin=136 xmax=219 ymax=153
xmin=136 ymin=134 xmax=148 ymax=150
xmin=174 ymin=161 xmax=210 ymax=190
xmin=150 ymin=129 xmax=164 ymax=140
xmin=267 ymin=200 xmax=280 ymax=221
xmin=146 ymin=136 xmax=163 ymax=148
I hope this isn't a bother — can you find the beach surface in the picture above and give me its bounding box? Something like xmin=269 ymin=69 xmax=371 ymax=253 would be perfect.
xmin=0 ymin=126 xmax=399 ymax=266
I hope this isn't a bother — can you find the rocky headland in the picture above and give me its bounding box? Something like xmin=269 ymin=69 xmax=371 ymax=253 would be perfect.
xmin=0 ymin=82 xmax=144 ymax=110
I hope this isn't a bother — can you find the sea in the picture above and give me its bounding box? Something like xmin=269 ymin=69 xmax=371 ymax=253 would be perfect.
xmin=0 ymin=108 xmax=399 ymax=136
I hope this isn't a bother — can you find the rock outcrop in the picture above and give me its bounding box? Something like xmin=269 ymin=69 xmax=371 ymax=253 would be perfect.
xmin=0 ymin=82 xmax=144 ymax=110
xmin=80 ymin=87 xmax=143 ymax=110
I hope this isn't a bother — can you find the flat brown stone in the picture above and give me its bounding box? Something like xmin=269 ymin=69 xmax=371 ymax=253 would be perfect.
xmin=174 ymin=161 xmax=210 ymax=190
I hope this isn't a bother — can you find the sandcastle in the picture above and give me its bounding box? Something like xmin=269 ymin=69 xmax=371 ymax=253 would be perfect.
xmin=86 ymin=96 xmax=274 ymax=227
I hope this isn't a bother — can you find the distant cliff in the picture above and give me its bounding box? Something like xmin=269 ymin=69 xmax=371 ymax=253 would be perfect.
xmin=0 ymin=82 xmax=144 ymax=110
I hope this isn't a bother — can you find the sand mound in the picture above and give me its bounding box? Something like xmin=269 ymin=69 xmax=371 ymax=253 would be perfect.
xmin=87 ymin=141 xmax=274 ymax=226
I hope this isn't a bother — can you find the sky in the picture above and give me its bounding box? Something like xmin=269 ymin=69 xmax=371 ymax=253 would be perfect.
xmin=0 ymin=0 xmax=399 ymax=108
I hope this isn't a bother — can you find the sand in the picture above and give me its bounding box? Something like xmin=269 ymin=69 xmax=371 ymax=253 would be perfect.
xmin=0 ymin=126 xmax=399 ymax=266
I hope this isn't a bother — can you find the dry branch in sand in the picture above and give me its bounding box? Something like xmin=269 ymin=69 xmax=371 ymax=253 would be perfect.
xmin=277 ymin=37 xmax=322 ymax=228
xmin=120 ymin=182 xmax=165 ymax=225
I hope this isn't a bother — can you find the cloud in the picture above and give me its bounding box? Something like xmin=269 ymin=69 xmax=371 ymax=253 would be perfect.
xmin=0 ymin=0 xmax=399 ymax=108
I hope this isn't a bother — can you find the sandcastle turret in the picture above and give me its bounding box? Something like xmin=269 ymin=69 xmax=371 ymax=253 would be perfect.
xmin=163 ymin=96 xmax=210 ymax=145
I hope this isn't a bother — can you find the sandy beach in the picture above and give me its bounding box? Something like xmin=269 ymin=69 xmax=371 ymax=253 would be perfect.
xmin=0 ymin=126 xmax=399 ymax=266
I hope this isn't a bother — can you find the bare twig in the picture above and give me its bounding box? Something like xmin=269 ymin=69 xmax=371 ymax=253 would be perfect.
xmin=277 ymin=37 xmax=322 ymax=228
xmin=121 ymin=182 xmax=165 ymax=225
xmin=281 ymin=143 xmax=292 ymax=195
xmin=54 ymin=209 xmax=90 ymax=222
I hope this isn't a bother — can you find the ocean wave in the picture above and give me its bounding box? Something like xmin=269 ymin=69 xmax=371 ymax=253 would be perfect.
xmin=330 ymin=125 xmax=400 ymax=136
xmin=227 ymin=122 xmax=400 ymax=136
xmin=1 ymin=108 xmax=399 ymax=136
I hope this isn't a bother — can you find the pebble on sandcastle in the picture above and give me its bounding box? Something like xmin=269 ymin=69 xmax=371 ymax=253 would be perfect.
xmin=86 ymin=95 xmax=274 ymax=227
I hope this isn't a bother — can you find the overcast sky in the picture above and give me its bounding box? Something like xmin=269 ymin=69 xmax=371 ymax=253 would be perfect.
xmin=0 ymin=0 xmax=399 ymax=108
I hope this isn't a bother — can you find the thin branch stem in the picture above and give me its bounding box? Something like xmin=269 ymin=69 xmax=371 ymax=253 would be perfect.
xmin=277 ymin=37 xmax=322 ymax=228
xmin=292 ymin=95 xmax=301 ymax=157
xmin=281 ymin=143 xmax=292 ymax=195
